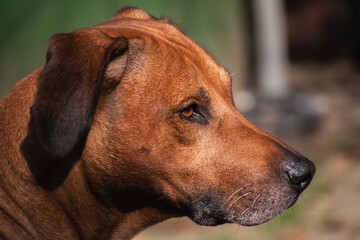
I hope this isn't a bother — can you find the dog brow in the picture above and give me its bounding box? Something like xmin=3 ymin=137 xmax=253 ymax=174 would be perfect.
xmin=178 ymin=88 xmax=210 ymax=107
xmin=199 ymin=88 xmax=210 ymax=103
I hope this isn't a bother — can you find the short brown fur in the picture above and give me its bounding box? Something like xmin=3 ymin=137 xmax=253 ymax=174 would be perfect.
xmin=0 ymin=7 xmax=315 ymax=240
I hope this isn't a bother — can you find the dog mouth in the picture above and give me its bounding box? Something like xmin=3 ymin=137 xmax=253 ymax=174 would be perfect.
xmin=181 ymin=184 xmax=300 ymax=227
xmin=178 ymin=156 xmax=315 ymax=226
xmin=224 ymin=188 xmax=299 ymax=226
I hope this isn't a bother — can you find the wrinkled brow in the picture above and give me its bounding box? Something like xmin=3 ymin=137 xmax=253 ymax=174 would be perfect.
xmin=199 ymin=88 xmax=210 ymax=103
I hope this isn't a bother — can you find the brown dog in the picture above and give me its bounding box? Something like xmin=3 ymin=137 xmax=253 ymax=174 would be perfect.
xmin=0 ymin=6 xmax=315 ymax=240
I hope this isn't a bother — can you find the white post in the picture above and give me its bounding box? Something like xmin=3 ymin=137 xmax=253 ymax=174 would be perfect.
xmin=253 ymin=0 xmax=289 ymax=99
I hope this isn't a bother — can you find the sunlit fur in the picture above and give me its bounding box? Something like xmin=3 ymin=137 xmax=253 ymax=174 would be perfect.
xmin=0 ymin=7 xmax=314 ymax=240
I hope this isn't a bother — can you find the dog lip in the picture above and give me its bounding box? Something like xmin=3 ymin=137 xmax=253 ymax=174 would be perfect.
xmin=182 ymin=185 xmax=300 ymax=227
xmin=224 ymin=191 xmax=299 ymax=226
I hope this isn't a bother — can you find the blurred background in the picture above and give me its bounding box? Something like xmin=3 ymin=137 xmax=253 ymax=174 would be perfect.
xmin=1 ymin=0 xmax=359 ymax=239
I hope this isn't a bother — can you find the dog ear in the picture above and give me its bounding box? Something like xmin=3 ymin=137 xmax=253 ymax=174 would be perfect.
xmin=31 ymin=29 xmax=128 ymax=158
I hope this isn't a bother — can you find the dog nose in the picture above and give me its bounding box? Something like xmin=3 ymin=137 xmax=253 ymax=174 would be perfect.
xmin=286 ymin=156 xmax=316 ymax=192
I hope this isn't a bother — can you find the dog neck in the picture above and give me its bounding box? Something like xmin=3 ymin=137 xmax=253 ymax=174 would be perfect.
xmin=0 ymin=72 xmax=176 ymax=239
xmin=51 ymin=162 xmax=176 ymax=239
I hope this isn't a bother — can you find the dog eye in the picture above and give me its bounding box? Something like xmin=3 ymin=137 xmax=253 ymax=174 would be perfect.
xmin=181 ymin=106 xmax=194 ymax=118
xmin=179 ymin=104 xmax=208 ymax=125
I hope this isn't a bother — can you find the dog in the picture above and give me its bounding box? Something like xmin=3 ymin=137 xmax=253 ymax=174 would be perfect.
xmin=0 ymin=6 xmax=315 ymax=240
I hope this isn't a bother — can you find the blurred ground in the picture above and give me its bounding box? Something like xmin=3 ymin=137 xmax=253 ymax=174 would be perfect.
xmin=135 ymin=61 xmax=360 ymax=240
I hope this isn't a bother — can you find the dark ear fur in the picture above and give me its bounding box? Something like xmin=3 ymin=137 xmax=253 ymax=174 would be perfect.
xmin=31 ymin=29 xmax=128 ymax=158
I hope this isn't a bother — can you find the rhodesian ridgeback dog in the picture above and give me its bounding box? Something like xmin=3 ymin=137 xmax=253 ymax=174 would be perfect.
xmin=0 ymin=6 xmax=315 ymax=240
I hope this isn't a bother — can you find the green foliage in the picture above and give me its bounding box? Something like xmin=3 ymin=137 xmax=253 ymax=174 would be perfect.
xmin=0 ymin=0 xmax=244 ymax=98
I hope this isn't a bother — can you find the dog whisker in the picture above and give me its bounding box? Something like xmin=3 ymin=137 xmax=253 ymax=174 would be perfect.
xmin=227 ymin=192 xmax=252 ymax=209
xmin=240 ymin=206 xmax=251 ymax=217
xmin=146 ymin=195 xmax=167 ymax=206
xmin=225 ymin=183 xmax=252 ymax=204
xmin=253 ymin=193 xmax=261 ymax=205
xmin=230 ymin=70 xmax=240 ymax=77
xmin=240 ymin=193 xmax=261 ymax=217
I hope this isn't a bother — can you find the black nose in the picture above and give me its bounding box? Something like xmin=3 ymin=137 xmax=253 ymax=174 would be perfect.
xmin=286 ymin=156 xmax=316 ymax=192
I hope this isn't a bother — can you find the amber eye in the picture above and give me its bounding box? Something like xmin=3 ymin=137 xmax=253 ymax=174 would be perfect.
xmin=179 ymin=103 xmax=209 ymax=125
xmin=182 ymin=107 xmax=194 ymax=118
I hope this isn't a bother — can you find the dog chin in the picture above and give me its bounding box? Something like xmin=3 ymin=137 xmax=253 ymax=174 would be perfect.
xmin=184 ymin=189 xmax=299 ymax=227
xmin=227 ymin=197 xmax=298 ymax=226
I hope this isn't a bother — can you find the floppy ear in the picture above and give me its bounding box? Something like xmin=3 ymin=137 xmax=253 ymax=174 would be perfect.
xmin=31 ymin=29 xmax=128 ymax=158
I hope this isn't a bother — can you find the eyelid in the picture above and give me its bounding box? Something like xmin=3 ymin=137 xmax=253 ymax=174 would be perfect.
xmin=179 ymin=103 xmax=197 ymax=116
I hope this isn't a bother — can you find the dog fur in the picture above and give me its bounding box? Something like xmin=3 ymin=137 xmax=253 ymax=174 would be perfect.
xmin=0 ymin=7 xmax=315 ymax=240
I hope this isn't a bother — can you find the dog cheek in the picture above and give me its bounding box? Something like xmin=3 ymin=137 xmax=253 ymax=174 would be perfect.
xmin=82 ymin=151 xmax=164 ymax=211
xmin=167 ymin=117 xmax=198 ymax=146
xmin=82 ymin=123 xmax=172 ymax=204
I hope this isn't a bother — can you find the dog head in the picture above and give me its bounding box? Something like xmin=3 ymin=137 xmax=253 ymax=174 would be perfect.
xmin=31 ymin=7 xmax=315 ymax=227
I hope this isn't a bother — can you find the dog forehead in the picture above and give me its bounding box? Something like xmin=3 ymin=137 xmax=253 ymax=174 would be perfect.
xmin=112 ymin=6 xmax=154 ymax=20
xmin=95 ymin=15 xmax=231 ymax=91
